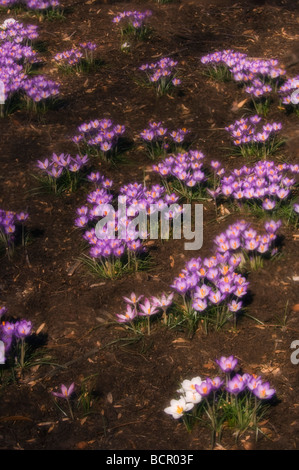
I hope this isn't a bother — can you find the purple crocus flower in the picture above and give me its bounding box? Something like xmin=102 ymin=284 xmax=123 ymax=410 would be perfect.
xmin=208 ymin=290 xmax=223 ymax=305
xmin=171 ymin=278 xmax=189 ymax=294
xmin=74 ymin=215 xmax=89 ymax=228
xmin=241 ymin=373 xmax=252 ymax=385
xmin=222 ymin=185 xmax=234 ymax=197
xmin=123 ymin=292 xmax=143 ymax=306
xmin=247 ymin=375 xmax=263 ymax=392
xmin=192 ymin=298 xmax=208 ymax=312
xmin=50 ymin=167 xmax=63 ymax=179
xmin=262 ymin=198 xmax=276 ymax=210
xmin=253 ymin=382 xmax=275 ymax=400
xmin=209 ymin=377 xmax=224 ymax=391
xmin=116 ymin=304 xmax=137 ymax=323
xmin=37 ymin=158 xmax=50 ymax=170
xmin=216 ymin=355 xmax=238 ymax=373
xmin=257 ymin=243 xmax=269 ymax=254
xmin=218 ymin=281 xmax=234 ymax=295
xmin=87 ymin=172 xmax=102 ymax=183
xmin=229 ymin=238 xmax=241 ymax=251
xmin=264 ymin=220 xmax=281 ymax=233
xmin=276 ymin=188 xmax=290 ymax=200
xmin=245 ymin=238 xmax=259 ymax=251
xmin=228 ymin=300 xmax=242 ymax=313
xmin=1 ymin=321 xmax=15 ymax=336
xmin=195 ymin=380 xmax=212 ymax=397
xmin=186 ymin=273 xmax=199 ymax=289
xmin=233 ymin=284 xmax=248 ymax=298
xmin=16 ymin=212 xmax=29 ymax=222
xmin=151 ymin=292 xmax=174 ymax=309
xmin=206 ymin=268 xmax=219 ymax=282
xmin=138 ymin=298 xmax=159 ymax=317
xmin=52 ymin=383 xmax=75 ymax=399
xmin=186 ymin=258 xmax=201 ymax=272
xmin=14 ymin=320 xmax=32 ymax=339
xmin=226 ymin=375 xmax=246 ymax=394
xmin=194 ymin=284 xmax=211 ymax=299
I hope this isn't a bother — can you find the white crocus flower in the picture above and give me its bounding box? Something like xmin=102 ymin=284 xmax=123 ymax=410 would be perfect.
xmin=184 ymin=390 xmax=202 ymax=404
xmin=164 ymin=397 xmax=194 ymax=419
xmin=177 ymin=376 xmax=202 ymax=394
xmin=121 ymin=42 xmax=131 ymax=52
xmin=1 ymin=18 xmax=17 ymax=29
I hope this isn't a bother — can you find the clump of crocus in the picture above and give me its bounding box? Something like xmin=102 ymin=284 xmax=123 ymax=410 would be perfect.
xmin=112 ymin=10 xmax=152 ymax=41
xmin=54 ymin=42 xmax=97 ymax=72
xmin=170 ymin=252 xmax=248 ymax=334
xmin=14 ymin=319 xmax=32 ymax=367
xmin=116 ymin=292 xmax=144 ymax=329
xmin=22 ymin=75 xmax=60 ymax=112
xmin=76 ymin=175 xmax=183 ymax=279
xmin=25 ymin=0 xmax=60 ymax=10
xmin=0 ymin=18 xmax=39 ymax=43
xmin=201 ymin=50 xmax=285 ymax=114
xmin=36 ymin=153 xmax=89 ymax=194
xmin=116 ymin=291 xmax=174 ymax=334
xmin=139 ymin=56 xmax=181 ymax=96
xmin=217 ymin=160 xmax=298 ymax=222
xmin=213 ymin=219 xmax=282 ymax=270
xmin=278 ymin=75 xmax=299 ymax=116
xmin=165 ymin=356 xmax=276 ymax=447
xmin=230 ymin=56 xmax=285 ymax=90
xmin=140 ymin=121 xmax=190 ymax=159
xmin=225 ymin=116 xmax=284 ymax=159
xmin=244 ymin=80 xmax=273 ymax=116
xmin=52 ymin=383 xmax=75 ymax=420
xmin=153 ymin=149 xmax=209 ymax=202
xmin=0 ymin=40 xmax=40 ymax=74
xmin=79 ymin=41 xmax=97 ymax=64
xmin=0 ymin=0 xmax=62 ymax=18
xmin=0 ymin=208 xmax=29 ymax=258
xmin=0 ymin=310 xmax=32 ymax=368
xmin=0 ymin=18 xmax=60 ymax=116
xmin=54 ymin=47 xmax=83 ymax=68
xmin=0 ymin=1 xmax=19 ymax=8
xmin=201 ymin=49 xmax=246 ymax=82
xmin=129 ymin=216 xmax=283 ymax=335
xmin=71 ymin=118 xmax=126 ymax=161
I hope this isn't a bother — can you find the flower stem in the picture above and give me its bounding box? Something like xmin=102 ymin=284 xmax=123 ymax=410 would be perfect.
xmin=67 ymin=398 xmax=74 ymax=420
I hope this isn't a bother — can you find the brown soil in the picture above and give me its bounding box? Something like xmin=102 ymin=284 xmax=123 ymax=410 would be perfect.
xmin=0 ymin=0 xmax=299 ymax=451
